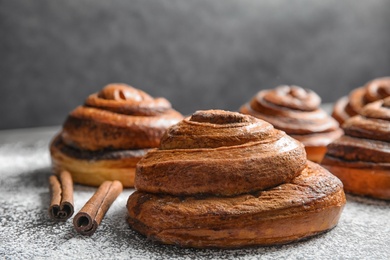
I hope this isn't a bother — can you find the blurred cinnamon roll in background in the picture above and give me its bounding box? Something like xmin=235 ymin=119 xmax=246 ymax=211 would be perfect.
xmin=240 ymin=85 xmax=342 ymax=163
xmin=322 ymin=97 xmax=390 ymax=200
xmin=127 ymin=110 xmax=346 ymax=248
xmin=50 ymin=83 xmax=183 ymax=187
xmin=332 ymin=77 xmax=390 ymax=124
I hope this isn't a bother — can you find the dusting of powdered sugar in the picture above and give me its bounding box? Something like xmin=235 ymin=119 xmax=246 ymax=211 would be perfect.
xmin=1 ymin=140 xmax=390 ymax=259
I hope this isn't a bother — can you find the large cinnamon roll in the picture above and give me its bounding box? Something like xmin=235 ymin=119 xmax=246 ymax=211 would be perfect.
xmin=322 ymin=97 xmax=390 ymax=200
xmin=127 ymin=110 xmax=346 ymax=248
xmin=50 ymin=83 xmax=183 ymax=187
xmin=240 ymin=85 xmax=342 ymax=163
xmin=332 ymin=77 xmax=390 ymax=124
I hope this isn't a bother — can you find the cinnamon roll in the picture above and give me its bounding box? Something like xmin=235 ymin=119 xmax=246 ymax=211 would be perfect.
xmin=322 ymin=97 xmax=390 ymax=200
xmin=240 ymin=85 xmax=342 ymax=163
xmin=50 ymin=83 xmax=183 ymax=187
xmin=332 ymin=77 xmax=390 ymax=124
xmin=127 ymin=110 xmax=346 ymax=248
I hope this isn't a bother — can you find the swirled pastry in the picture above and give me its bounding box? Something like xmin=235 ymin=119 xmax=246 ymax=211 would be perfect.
xmin=50 ymin=83 xmax=183 ymax=187
xmin=322 ymin=97 xmax=390 ymax=200
xmin=127 ymin=110 xmax=346 ymax=248
xmin=240 ymin=85 xmax=342 ymax=163
xmin=332 ymin=77 xmax=390 ymax=124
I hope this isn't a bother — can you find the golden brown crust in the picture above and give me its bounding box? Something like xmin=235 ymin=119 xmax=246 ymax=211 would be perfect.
xmin=135 ymin=110 xmax=307 ymax=196
xmin=332 ymin=77 xmax=390 ymax=125
xmin=322 ymin=97 xmax=390 ymax=199
xmin=50 ymin=134 xmax=146 ymax=187
xmin=321 ymin=164 xmax=390 ymax=200
xmin=127 ymin=161 xmax=346 ymax=248
xmin=49 ymin=83 xmax=183 ymax=187
xmin=303 ymin=146 xmax=328 ymax=163
xmin=128 ymin=110 xmax=346 ymax=248
xmin=240 ymin=85 xmax=342 ymax=162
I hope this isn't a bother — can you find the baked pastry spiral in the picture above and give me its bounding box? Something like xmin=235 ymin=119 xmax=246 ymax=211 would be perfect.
xmin=127 ymin=110 xmax=346 ymax=248
xmin=50 ymin=83 xmax=183 ymax=187
xmin=322 ymin=97 xmax=390 ymax=200
xmin=240 ymin=85 xmax=342 ymax=163
xmin=332 ymin=77 xmax=390 ymax=124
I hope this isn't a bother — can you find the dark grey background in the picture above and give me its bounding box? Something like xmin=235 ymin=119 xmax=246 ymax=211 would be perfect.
xmin=1 ymin=0 xmax=389 ymax=130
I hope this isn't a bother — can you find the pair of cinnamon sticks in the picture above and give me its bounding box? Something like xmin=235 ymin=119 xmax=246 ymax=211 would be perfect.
xmin=48 ymin=171 xmax=123 ymax=236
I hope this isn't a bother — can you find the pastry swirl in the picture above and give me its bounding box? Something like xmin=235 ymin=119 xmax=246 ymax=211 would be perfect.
xmin=50 ymin=83 xmax=183 ymax=187
xmin=128 ymin=161 xmax=345 ymax=248
xmin=332 ymin=77 xmax=390 ymax=124
xmin=61 ymin=83 xmax=182 ymax=151
xmin=240 ymin=85 xmax=342 ymax=162
xmin=128 ymin=110 xmax=346 ymax=248
xmin=84 ymin=84 xmax=172 ymax=116
xmin=135 ymin=110 xmax=307 ymax=196
xmin=322 ymin=97 xmax=390 ymax=199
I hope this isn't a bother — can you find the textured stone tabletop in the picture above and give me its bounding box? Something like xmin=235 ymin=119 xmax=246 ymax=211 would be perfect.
xmin=0 ymin=127 xmax=389 ymax=259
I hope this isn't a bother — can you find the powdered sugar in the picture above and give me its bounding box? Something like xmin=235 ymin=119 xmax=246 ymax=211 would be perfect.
xmin=0 ymin=139 xmax=389 ymax=259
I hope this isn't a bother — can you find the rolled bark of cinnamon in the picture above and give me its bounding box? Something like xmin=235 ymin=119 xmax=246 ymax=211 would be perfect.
xmin=73 ymin=180 xmax=123 ymax=236
xmin=48 ymin=170 xmax=74 ymax=221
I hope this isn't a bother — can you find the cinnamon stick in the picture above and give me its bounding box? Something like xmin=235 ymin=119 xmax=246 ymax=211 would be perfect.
xmin=73 ymin=180 xmax=123 ymax=236
xmin=48 ymin=170 xmax=74 ymax=221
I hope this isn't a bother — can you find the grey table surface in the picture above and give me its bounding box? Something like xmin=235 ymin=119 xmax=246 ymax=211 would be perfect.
xmin=0 ymin=125 xmax=389 ymax=260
